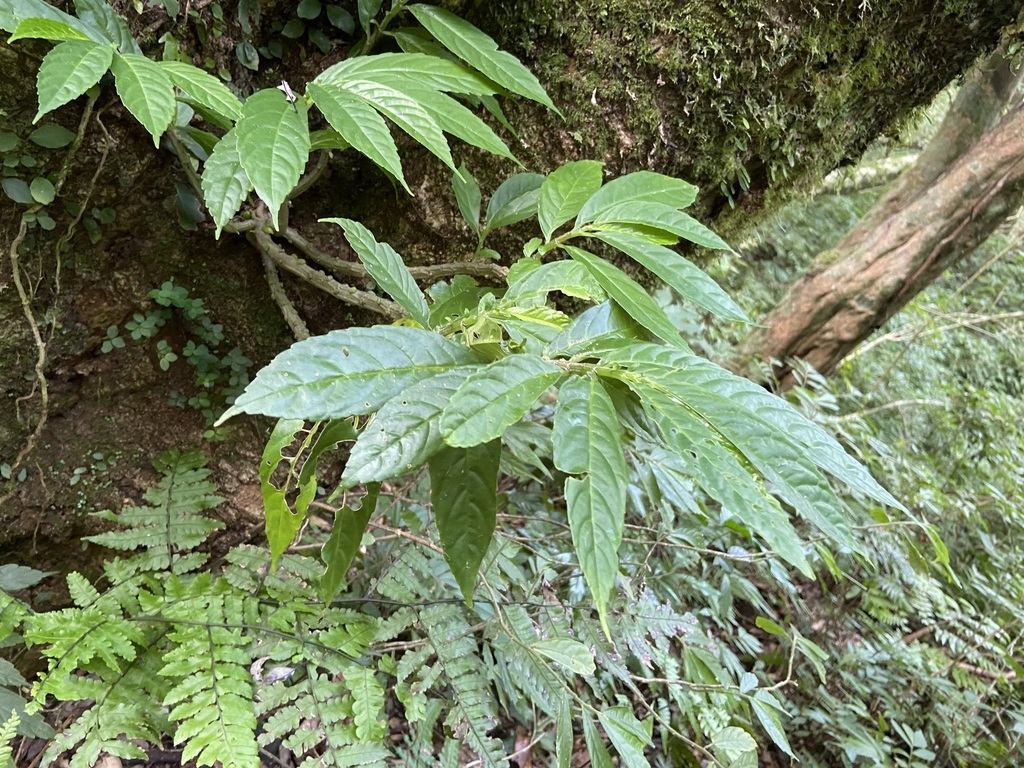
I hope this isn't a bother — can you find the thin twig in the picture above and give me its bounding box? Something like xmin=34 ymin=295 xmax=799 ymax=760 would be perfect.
xmin=261 ymin=250 xmax=310 ymax=340
xmin=166 ymin=128 xmax=205 ymax=203
xmin=288 ymin=151 xmax=330 ymax=200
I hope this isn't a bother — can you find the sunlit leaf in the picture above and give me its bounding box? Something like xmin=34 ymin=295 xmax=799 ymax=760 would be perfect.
xmin=9 ymin=17 xmax=88 ymax=41
xmin=200 ymin=128 xmax=252 ymax=237
xmin=110 ymin=53 xmax=176 ymax=147
xmin=576 ymin=171 xmax=698 ymax=224
xmin=538 ymin=160 xmax=603 ymax=240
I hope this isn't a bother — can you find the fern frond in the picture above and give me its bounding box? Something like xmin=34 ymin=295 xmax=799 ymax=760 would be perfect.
xmin=84 ymin=449 xmax=223 ymax=574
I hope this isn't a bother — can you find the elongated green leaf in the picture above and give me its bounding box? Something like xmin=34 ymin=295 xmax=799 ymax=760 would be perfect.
xmin=440 ymin=354 xmax=562 ymax=447
xmin=357 ymin=0 xmax=382 ymax=33
xmin=626 ymin=345 xmax=902 ymax=509
xmin=598 ymin=707 xmax=652 ymax=768
xmin=430 ymin=440 xmax=501 ymax=603
xmin=309 ymin=128 xmax=349 ymax=151
xmin=34 ymin=40 xmax=113 ymax=122
xmin=407 ymin=4 xmax=556 ymax=110
xmin=394 ymin=83 xmax=516 ymax=162
xmin=295 ymin=419 xmax=359 ymax=514
xmin=74 ymin=0 xmax=141 ymax=53
xmin=556 ymin=695 xmax=572 ymax=768
xmin=532 ymin=637 xmax=595 ymax=676
xmin=343 ymin=367 xmax=477 ymax=486
xmin=485 ymin=172 xmax=545 ymax=231
xmin=316 ymin=52 xmax=498 ymax=95
xmin=576 ymin=171 xmax=698 ymax=224
xmin=545 ymin=301 xmax=644 ymax=358
xmin=628 ymin=385 xmax=812 ymax=575
xmin=0 ymin=0 xmax=104 ymax=41
xmin=752 ymin=692 xmax=794 ymax=757
xmin=9 ymin=17 xmax=88 ymax=40
xmin=538 ymin=160 xmax=604 ymax=240
xmin=564 ymin=246 xmax=687 ymax=349
xmin=110 ymin=53 xmax=176 ymax=147
xmin=159 ymin=61 xmax=242 ymax=126
xmin=593 ymin=201 xmax=732 ymax=251
xmin=235 ymin=88 xmax=310 ymax=230
xmin=504 ymin=260 xmax=606 ymax=304
xmin=319 ymin=483 xmax=380 ymax=603
xmin=324 ymin=217 xmax=430 ymax=326
xmin=342 ymin=79 xmax=454 ymax=170
xmin=583 ymin=712 xmax=615 ymax=768
xmin=200 ymin=128 xmax=252 ymax=237
xmin=307 ymin=82 xmax=408 ymax=192
xmin=614 ymin=355 xmax=859 ymax=552
xmin=218 ymin=326 xmax=481 ymax=423
xmin=555 ymin=376 xmax=627 ymax=634
xmin=453 ymin=163 xmax=481 ymax=233
xmin=260 ymin=418 xmax=307 ymax=566
xmin=593 ymin=230 xmax=750 ymax=323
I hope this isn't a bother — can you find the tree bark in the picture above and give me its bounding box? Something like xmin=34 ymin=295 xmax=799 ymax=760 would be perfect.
xmin=739 ymin=42 xmax=1024 ymax=389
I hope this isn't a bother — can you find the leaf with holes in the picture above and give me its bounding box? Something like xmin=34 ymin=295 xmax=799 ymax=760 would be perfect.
xmin=319 ymin=483 xmax=379 ymax=603
xmin=235 ymin=88 xmax=310 ymax=230
xmin=110 ymin=53 xmax=176 ymax=146
xmin=259 ymin=418 xmax=307 ymax=567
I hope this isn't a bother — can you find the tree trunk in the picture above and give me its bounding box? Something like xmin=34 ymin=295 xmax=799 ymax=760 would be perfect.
xmin=739 ymin=42 xmax=1024 ymax=388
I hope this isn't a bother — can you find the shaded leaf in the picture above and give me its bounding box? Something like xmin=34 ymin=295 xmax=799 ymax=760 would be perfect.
xmin=430 ymin=440 xmax=501 ymax=603
xmin=532 ymin=637 xmax=595 ymax=676
xmin=160 ymin=61 xmax=242 ymax=126
xmin=485 ymin=172 xmax=545 ymax=231
xmin=319 ymin=483 xmax=380 ymax=603
xmin=200 ymin=128 xmax=252 ymax=237
xmin=259 ymin=419 xmax=307 ymax=566
xmin=598 ymin=707 xmax=651 ymax=768
xmin=453 ymin=163 xmax=481 ymax=232
xmin=110 ymin=53 xmax=176 ymax=147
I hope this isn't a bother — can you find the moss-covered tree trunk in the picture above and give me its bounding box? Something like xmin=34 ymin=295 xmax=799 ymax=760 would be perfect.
xmin=0 ymin=0 xmax=1018 ymax=559
xmin=739 ymin=41 xmax=1024 ymax=388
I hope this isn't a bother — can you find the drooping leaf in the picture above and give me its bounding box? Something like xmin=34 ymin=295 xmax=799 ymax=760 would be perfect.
xmin=453 ymin=163 xmax=481 ymax=233
xmin=598 ymin=706 xmax=652 ymax=768
xmin=407 ymin=4 xmax=556 ymax=110
xmin=295 ymin=419 xmax=359 ymax=515
xmin=200 ymin=128 xmax=252 ymax=237
xmin=308 ymin=128 xmax=350 ymax=151
xmin=576 ymin=171 xmax=698 ymax=224
xmin=235 ymin=88 xmax=310 ymax=230
xmin=564 ymin=246 xmax=688 ymax=349
xmin=110 ymin=53 xmax=176 ymax=147
xmin=531 ymin=637 xmax=596 ymax=676
xmin=324 ymin=217 xmax=430 ymax=326
xmin=9 ymin=17 xmax=89 ymax=41
xmin=259 ymin=418 xmax=307 ymax=566
xmin=430 ymin=440 xmax=501 ymax=604
xmin=592 ymin=201 xmax=733 ymax=252
xmin=538 ymin=160 xmax=604 ymax=240
xmin=440 ymin=354 xmax=563 ymax=448
xmin=159 ymin=61 xmax=242 ymax=126
xmin=556 ymin=696 xmax=572 ymax=768
xmin=307 ymin=81 xmax=409 ymax=192
xmin=592 ymin=230 xmax=750 ymax=323
xmin=752 ymin=692 xmax=794 ymax=757
xmin=218 ymin=326 xmax=482 ymax=423
xmin=74 ymin=0 xmax=141 ymax=53
xmin=343 ymin=368 xmax=478 ymax=486
xmin=395 ymin=83 xmax=516 ymax=162
xmin=712 ymin=726 xmax=758 ymax=763
xmin=554 ymin=376 xmax=628 ymax=634
xmin=484 ymin=172 xmax=545 ymax=232
xmin=582 ymin=712 xmax=615 ymax=768
xmin=319 ymin=483 xmax=380 ymax=603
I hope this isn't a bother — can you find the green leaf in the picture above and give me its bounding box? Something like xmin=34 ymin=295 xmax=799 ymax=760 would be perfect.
xmin=316 ymin=52 xmax=499 ymax=96
xmin=712 ymin=727 xmax=757 ymax=761
xmin=453 ymin=163 xmax=481 ymax=233
xmin=440 ymin=354 xmax=563 ymax=447
xmin=235 ymin=88 xmax=310 ymax=230
xmin=504 ymin=259 xmax=606 ymax=305
xmin=29 ymin=176 xmax=55 ymax=204
xmin=598 ymin=707 xmax=652 ymax=768
xmin=756 ymin=616 xmax=789 ymax=638
xmin=583 ymin=712 xmax=615 ymax=768
xmin=28 ymin=124 xmax=76 ymax=148
xmin=2 ymin=178 xmax=32 ymax=204
xmin=110 ymin=53 xmax=176 ymax=147
xmin=308 ymin=128 xmax=350 ymax=151
xmin=307 ymin=81 xmax=408 ymax=192
xmin=576 ymin=170 xmax=698 ymax=224
xmin=394 ymin=83 xmax=516 ymax=162
xmin=295 ymin=419 xmax=359 ymax=514
xmin=430 ymin=440 xmax=501 ymax=603
xmin=564 ymin=246 xmax=687 ymax=349
xmin=74 ymin=0 xmax=141 ymax=53
xmin=532 ymin=637 xmax=596 ymax=676
xmin=484 ymin=172 xmax=545 ymax=231
xmin=0 ymin=1 xmax=106 ymax=42
xmin=259 ymin=418 xmax=315 ymax=566
xmin=357 ymin=0 xmax=382 ymax=33
xmin=324 ymin=217 xmax=430 ymax=325
xmin=200 ymin=128 xmax=252 ymax=237
xmin=592 ymin=230 xmax=750 ymax=322
xmin=0 ymin=563 xmax=53 ymax=591
xmin=159 ymin=61 xmax=242 ymax=126
xmin=593 ymin=201 xmax=733 ymax=251
xmin=556 ymin=696 xmax=572 ymax=768
xmin=545 ymin=301 xmax=644 ymax=359
xmin=555 ymin=376 xmax=627 ymax=633
xmin=407 ymin=4 xmax=556 ymax=110
xmin=538 ymin=160 xmax=604 ymax=240
xmin=343 ymin=368 xmax=477 ymax=486
xmin=297 ymin=0 xmax=321 ymax=19
xmin=338 ymin=79 xmax=454 ymax=171
xmin=219 ymin=326 xmax=482 ymax=423
xmin=9 ymin=17 xmax=89 ymax=41
xmin=319 ymin=483 xmax=379 ymax=603
xmin=346 ymin=666 xmax=386 ymax=740
xmin=752 ymin=692 xmax=794 ymax=757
